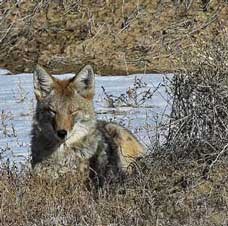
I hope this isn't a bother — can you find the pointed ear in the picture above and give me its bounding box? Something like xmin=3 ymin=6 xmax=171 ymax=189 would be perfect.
xmin=33 ymin=65 xmax=54 ymax=100
xmin=73 ymin=65 xmax=95 ymax=99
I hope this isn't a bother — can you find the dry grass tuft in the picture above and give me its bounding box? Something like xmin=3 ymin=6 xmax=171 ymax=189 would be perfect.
xmin=1 ymin=152 xmax=227 ymax=226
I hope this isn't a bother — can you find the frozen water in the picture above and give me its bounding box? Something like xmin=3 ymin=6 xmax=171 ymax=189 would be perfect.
xmin=0 ymin=71 xmax=172 ymax=165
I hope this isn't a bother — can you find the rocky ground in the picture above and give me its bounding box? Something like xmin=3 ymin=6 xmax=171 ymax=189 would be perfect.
xmin=0 ymin=0 xmax=227 ymax=75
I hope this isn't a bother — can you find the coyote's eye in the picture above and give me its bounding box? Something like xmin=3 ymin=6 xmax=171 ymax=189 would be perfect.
xmin=69 ymin=106 xmax=81 ymax=116
xmin=71 ymin=110 xmax=79 ymax=116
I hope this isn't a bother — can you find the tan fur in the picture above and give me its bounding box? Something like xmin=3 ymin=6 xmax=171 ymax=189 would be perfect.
xmin=55 ymin=113 xmax=74 ymax=131
xmin=31 ymin=65 xmax=145 ymax=184
xmin=104 ymin=123 xmax=144 ymax=169
xmin=53 ymin=79 xmax=75 ymax=97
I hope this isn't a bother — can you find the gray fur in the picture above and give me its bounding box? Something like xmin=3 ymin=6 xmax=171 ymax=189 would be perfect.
xmin=33 ymin=65 xmax=54 ymax=98
xmin=31 ymin=65 xmax=144 ymax=185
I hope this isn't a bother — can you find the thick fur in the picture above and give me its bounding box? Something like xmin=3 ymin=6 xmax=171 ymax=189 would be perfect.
xmin=31 ymin=65 xmax=144 ymax=184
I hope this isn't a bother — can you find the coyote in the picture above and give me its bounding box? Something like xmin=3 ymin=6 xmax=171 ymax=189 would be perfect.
xmin=31 ymin=65 xmax=144 ymax=184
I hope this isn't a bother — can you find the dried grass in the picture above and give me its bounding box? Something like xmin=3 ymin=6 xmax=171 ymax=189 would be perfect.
xmin=0 ymin=151 xmax=227 ymax=226
xmin=1 ymin=35 xmax=228 ymax=225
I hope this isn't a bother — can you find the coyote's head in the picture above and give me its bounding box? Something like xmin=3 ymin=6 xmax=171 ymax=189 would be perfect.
xmin=33 ymin=65 xmax=96 ymax=144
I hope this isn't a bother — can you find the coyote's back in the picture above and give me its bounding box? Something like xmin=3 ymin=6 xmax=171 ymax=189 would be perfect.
xmin=31 ymin=65 xmax=144 ymax=184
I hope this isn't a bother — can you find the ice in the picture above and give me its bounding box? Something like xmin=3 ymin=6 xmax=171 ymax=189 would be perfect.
xmin=0 ymin=71 xmax=172 ymax=165
xmin=0 ymin=68 xmax=11 ymax=75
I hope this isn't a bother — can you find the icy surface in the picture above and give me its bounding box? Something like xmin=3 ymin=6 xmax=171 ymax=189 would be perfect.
xmin=0 ymin=68 xmax=11 ymax=75
xmin=0 ymin=71 xmax=172 ymax=165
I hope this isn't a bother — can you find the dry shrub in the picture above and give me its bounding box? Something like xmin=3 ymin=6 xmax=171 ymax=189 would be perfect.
xmin=167 ymin=35 xmax=228 ymax=166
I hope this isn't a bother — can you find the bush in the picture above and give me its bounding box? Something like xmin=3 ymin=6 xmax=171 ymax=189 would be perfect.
xmin=167 ymin=36 xmax=228 ymax=164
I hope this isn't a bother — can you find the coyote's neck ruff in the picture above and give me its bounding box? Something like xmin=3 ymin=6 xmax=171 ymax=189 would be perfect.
xmin=31 ymin=65 xmax=144 ymax=183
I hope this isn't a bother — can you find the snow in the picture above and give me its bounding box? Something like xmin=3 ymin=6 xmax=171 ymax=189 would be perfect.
xmin=0 ymin=69 xmax=172 ymax=165
xmin=0 ymin=68 xmax=11 ymax=75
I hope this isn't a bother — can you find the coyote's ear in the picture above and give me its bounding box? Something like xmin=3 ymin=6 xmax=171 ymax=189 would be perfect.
xmin=33 ymin=65 xmax=54 ymax=100
xmin=73 ymin=65 xmax=95 ymax=99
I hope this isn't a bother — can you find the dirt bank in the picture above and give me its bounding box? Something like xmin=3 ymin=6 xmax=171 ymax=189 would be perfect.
xmin=0 ymin=0 xmax=227 ymax=75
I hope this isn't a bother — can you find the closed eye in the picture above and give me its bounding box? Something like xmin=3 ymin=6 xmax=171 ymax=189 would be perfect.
xmin=70 ymin=108 xmax=82 ymax=116
xmin=71 ymin=110 xmax=79 ymax=116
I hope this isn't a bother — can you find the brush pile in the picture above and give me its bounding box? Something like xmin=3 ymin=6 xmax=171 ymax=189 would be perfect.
xmin=166 ymin=36 xmax=228 ymax=169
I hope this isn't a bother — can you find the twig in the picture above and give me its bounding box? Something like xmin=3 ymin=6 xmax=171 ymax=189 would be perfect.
xmin=208 ymin=143 xmax=228 ymax=171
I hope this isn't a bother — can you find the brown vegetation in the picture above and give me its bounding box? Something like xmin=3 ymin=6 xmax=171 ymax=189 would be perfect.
xmin=0 ymin=153 xmax=227 ymax=226
xmin=0 ymin=0 xmax=227 ymax=74
xmin=1 ymin=35 xmax=228 ymax=225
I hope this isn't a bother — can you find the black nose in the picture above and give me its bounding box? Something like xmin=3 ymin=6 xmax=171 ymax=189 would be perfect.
xmin=57 ymin=129 xmax=67 ymax=139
